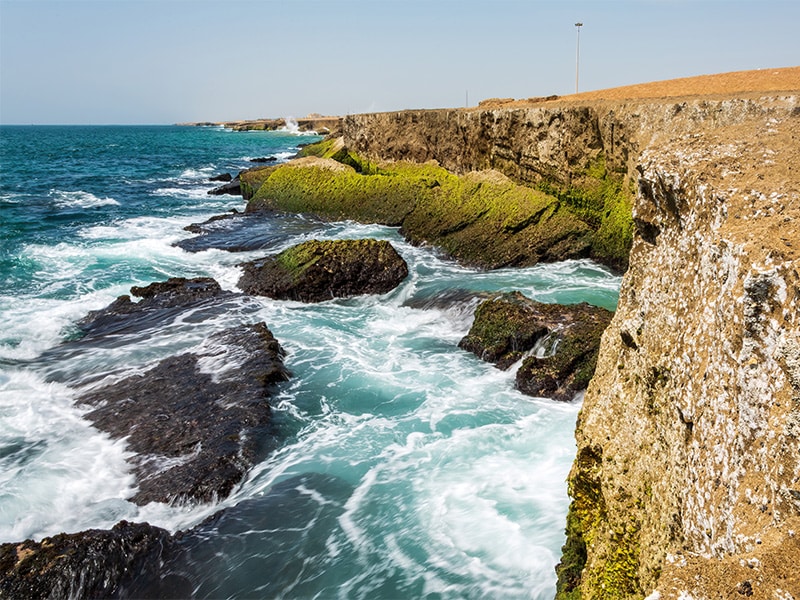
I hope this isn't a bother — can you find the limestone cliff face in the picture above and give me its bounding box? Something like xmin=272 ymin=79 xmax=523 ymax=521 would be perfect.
xmin=569 ymin=100 xmax=800 ymax=598
xmin=342 ymin=95 xmax=793 ymax=189
xmin=345 ymin=94 xmax=800 ymax=597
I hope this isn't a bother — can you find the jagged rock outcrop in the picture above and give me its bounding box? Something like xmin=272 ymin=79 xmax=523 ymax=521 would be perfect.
xmin=238 ymin=238 xmax=408 ymax=303
xmin=76 ymin=321 xmax=290 ymax=505
xmin=459 ymin=292 xmax=612 ymax=401
xmin=77 ymin=277 xmax=236 ymax=337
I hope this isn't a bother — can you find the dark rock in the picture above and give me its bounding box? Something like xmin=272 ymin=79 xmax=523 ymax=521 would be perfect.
xmin=183 ymin=209 xmax=240 ymax=234
xmin=249 ymin=156 xmax=278 ymax=163
xmin=515 ymin=304 xmax=612 ymax=401
xmin=178 ymin=212 xmax=326 ymax=254
xmin=76 ymin=277 xmax=235 ymax=338
xmin=459 ymin=291 xmax=551 ymax=369
xmin=208 ymin=176 xmax=241 ymax=196
xmin=0 ymin=521 xmax=177 ymax=600
xmin=209 ymin=172 xmax=233 ymax=182
xmin=459 ymin=291 xmax=612 ymax=401
xmin=76 ymin=322 xmax=291 ymax=505
xmin=238 ymin=239 xmax=408 ymax=303
xmin=129 ymin=277 xmax=223 ymax=302
xmin=0 ymin=473 xmax=354 ymax=599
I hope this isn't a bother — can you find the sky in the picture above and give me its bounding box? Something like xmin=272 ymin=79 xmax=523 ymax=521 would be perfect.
xmin=0 ymin=0 xmax=798 ymax=124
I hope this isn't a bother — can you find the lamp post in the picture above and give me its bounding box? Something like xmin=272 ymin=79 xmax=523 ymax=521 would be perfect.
xmin=575 ymin=22 xmax=583 ymax=94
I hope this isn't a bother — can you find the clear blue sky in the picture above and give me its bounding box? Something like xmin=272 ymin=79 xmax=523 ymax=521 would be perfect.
xmin=1 ymin=0 xmax=797 ymax=124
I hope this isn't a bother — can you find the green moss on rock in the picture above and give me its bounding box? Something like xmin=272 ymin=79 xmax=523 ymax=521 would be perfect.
xmin=240 ymin=165 xmax=279 ymax=200
xmin=556 ymin=444 xmax=644 ymax=600
xmin=515 ymin=303 xmax=612 ymax=401
xmin=539 ymin=156 xmax=634 ymax=271
xmin=458 ymin=291 xmax=550 ymax=369
xmin=238 ymin=238 xmax=408 ymax=303
xmin=247 ymin=157 xmax=423 ymax=226
xmin=460 ymin=291 xmax=612 ymax=401
xmin=246 ymin=154 xmax=607 ymax=269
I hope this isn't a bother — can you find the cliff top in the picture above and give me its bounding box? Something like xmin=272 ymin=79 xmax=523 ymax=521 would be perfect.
xmin=478 ymin=65 xmax=800 ymax=109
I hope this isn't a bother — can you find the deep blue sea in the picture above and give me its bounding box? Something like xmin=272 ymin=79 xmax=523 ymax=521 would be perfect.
xmin=0 ymin=125 xmax=620 ymax=598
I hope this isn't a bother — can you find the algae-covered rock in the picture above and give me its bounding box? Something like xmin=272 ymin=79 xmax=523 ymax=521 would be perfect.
xmin=515 ymin=302 xmax=612 ymax=401
xmin=458 ymin=291 xmax=550 ymax=369
xmin=460 ymin=291 xmax=612 ymax=401
xmin=247 ymin=157 xmax=422 ymax=226
xmin=245 ymin=153 xmax=601 ymax=269
xmin=240 ymin=164 xmax=281 ymax=200
xmin=238 ymin=238 xmax=408 ymax=303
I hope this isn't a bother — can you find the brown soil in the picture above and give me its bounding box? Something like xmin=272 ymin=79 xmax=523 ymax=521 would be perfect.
xmin=478 ymin=66 xmax=800 ymax=108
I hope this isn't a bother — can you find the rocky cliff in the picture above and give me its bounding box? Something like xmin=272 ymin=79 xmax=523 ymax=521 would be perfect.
xmin=342 ymin=81 xmax=800 ymax=597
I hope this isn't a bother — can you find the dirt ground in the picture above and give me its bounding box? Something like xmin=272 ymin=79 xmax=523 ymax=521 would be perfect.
xmin=478 ymin=66 xmax=800 ymax=108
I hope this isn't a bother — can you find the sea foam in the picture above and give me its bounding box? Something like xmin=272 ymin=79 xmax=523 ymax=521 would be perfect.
xmin=49 ymin=189 xmax=120 ymax=208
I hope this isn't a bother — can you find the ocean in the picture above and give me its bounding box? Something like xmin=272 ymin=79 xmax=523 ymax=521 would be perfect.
xmin=0 ymin=125 xmax=620 ymax=598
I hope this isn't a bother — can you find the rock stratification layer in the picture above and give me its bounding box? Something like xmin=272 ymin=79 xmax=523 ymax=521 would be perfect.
xmin=341 ymin=82 xmax=800 ymax=597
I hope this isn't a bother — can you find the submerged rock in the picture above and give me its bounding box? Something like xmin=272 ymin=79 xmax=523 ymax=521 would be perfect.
xmin=76 ymin=322 xmax=291 ymax=505
xmin=238 ymin=238 xmax=408 ymax=303
xmin=164 ymin=472 xmax=354 ymax=597
xmin=0 ymin=521 xmax=176 ymax=600
xmin=459 ymin=291 xmax=612 ymax=401
xmin=76 ymin=277 xmax=236 ymax=338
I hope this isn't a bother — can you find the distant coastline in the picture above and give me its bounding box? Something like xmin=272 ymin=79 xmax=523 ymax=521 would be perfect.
xmin=179 ymin=115 xmax=341 ymax=134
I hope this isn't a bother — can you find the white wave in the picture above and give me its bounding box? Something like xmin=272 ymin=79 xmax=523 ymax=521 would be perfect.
xmin=0 ymin=291 xmax=123 ymax=360
xmin=179 ymin=166 xmax=215 ymax=180
xmin=152 ymin=186 xmax=215 ymax=200
xmin=0 ymin=191 xmax=23 ymax=204
xmin=280 ymin=116 xmax=300 ymax=134
xmin=273 ymin=151 xmax=297 ymax=161
xmin=0 ymin=370 xmax=137 ymax=543
xmin=277 ymin=116 xmax=319 ymax=136
xmin=50 ymin=189 xmax=120 ymax=208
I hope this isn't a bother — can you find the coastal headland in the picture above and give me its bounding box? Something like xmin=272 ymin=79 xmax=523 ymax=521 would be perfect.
xmin=3 ymin=67 xmax=799 ymax=598
xmin=229 ymin=66 xmax=800 ymax=598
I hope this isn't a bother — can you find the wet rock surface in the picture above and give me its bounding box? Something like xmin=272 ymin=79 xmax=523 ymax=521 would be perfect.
xmin=177 ymin=211 xmax=326 ymax=253
xmin=76 ymin=277 xmax=237 ymax=338
xmin=459 ymin=291 xmax=612 ymax=401
xmin=76 ymin=322 xmax=291 ymax=505
xmin=238 ymin=238 xmax=409 ymax=303
xmin=207 ymin=176 xmax=242 ymax=196
xmin=0 ymin=473 xmax=353 ymax=599
xmin=515 ymin=303 xmax=612 ymax=401
xmin=0 ymin=521 xmax=175 ymax=600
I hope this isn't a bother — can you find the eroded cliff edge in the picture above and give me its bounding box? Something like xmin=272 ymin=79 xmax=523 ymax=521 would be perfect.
xmin=342 ymin=92 xmax=800 ymax=597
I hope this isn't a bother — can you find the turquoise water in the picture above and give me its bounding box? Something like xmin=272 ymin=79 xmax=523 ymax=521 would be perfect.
xmin=0 ymin=125 xmax=620 ymax=598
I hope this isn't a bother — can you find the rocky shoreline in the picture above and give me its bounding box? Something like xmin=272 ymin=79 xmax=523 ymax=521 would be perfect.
xmin=1 ymin=128 xmax=616 ymax=595
xmin=180 ymin=115 xmax=342 ymax=135
xmin=5 ymin=67 xmax=798 ymax=598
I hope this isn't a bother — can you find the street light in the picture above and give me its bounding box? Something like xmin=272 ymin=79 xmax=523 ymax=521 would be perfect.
xmin=575 ymin=22 xmax=583 ymax=94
